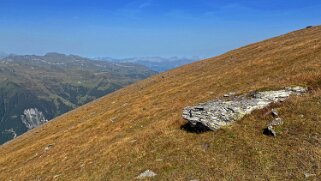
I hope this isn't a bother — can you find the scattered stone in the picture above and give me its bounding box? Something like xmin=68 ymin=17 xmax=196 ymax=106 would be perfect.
xmin=268 ymin=117 xmax=283 ymax=126
xmin=190 ymin=179 xmax=200 ymax=181
xmin=53 ymin=174 xmax=62 ymax=179
xmin=136 ymin=170 xmax=157 ymax=179
xmin=223 ymin=92 xmax=236 ymax=97
xmin=130 ymin=139 xmax=137 ymax=143
xmin=202 ymin=143 xmax=210 ymax=151
xmin=182 ymin=87 xmax=307 ymax=131
xmin=264 ymin=116 xmax=284 ymax=137
xmin=304 ymin=173 xmax=316 ymax=178
xmin=44 ymin=144 xmax=55 ymax=151
xmin=110 ymin=117 xmax=116 ymax=123
xmin=271 ymin=109 xmax=279 ymax=118
xmin=263 ymin=126 xmax=277 ymax=137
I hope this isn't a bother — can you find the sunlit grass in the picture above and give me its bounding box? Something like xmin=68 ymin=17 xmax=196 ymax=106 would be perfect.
xmin=0 ymin=26 xmax=321 ymax=180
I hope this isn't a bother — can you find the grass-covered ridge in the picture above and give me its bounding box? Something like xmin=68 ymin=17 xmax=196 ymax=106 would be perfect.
xmin=0 ymin=26 xmax=321 ymax=180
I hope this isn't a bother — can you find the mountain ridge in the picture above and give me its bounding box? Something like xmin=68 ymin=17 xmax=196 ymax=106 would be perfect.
xmin=97 ymin=56 xmax=201 ymax=72
xmin=0 ymin=53 xmax=156 ymax=144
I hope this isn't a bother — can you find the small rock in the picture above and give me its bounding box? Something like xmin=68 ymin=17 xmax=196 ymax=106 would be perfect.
xmin=271 ymin=109 xmax=279 ymax=118
xmin=44 ymin=144 xmax=55 ymax=151
xmin=110 ymin=117 xmax=116 ymax=123
xmin=190 ymin=179 xmax=200 ymax=181
xmin=263 ymin=126 xmax=276 ymax=136
xmin=268 ymin=118 xmax=283 ymax=126
xmin=136 ymin=170 xmax=157 ymax=179
xmin=265 ymin=117 xmax=283 ymax=136
xmin=53 ymin=174 xmax=61 ymax=179
xmin=304 ymin=173 xmax=316 ymax=178
xmin=223 ymin=92 xmax=236 ymax=97
xmin=202 ymin=143 xmax=210 ymax=151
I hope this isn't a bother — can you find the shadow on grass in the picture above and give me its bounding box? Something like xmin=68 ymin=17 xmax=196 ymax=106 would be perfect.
xmin=263 ymin=128 xmax=275 ymax=136
xmin=180 ymin=122 xmax=211 ymax=134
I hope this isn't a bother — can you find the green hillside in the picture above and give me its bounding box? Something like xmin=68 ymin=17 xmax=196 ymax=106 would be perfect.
xmin=0 ymin=53 xmax=156 ymax=144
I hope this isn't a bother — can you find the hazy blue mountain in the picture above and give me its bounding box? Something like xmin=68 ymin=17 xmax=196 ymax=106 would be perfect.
xmin=96 ymin=56 xmax=201 ymax=72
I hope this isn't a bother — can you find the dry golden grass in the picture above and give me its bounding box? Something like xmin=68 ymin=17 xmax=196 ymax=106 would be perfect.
xmin=1 ymin=26 xmax=321 ymax=180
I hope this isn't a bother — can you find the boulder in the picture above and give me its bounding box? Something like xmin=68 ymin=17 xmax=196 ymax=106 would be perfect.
xmin=263 ymin=126 xmax=277 ymax=137
xmin=182 ymin=87 xmax=307 ymax=131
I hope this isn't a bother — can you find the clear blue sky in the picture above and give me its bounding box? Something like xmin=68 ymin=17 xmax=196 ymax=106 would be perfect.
xmin=0 ymin=0 xmax=320 ymax=58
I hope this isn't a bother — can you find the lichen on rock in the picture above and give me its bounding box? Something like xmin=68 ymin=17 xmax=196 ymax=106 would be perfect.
xmin=182 ymin=86 xmax=307 ymax=131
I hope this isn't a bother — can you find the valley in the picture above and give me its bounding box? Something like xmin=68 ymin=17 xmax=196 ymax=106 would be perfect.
xmin=0 ymin=53 xmax=156 ymax=144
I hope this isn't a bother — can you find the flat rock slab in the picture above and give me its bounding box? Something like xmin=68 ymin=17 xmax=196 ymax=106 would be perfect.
xmin=182 ymin=87 xmax=307 ymax=131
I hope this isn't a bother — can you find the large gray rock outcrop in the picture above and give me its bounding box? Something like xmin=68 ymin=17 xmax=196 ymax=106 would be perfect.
xmin=182 ymin=87 xmax=307 ymax=131
xmin=21 ymin=108 xmax=48 ymax=130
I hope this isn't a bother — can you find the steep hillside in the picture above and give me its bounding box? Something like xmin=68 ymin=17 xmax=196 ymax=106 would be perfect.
xmin=0 ymin=53 xmax=156 ymax=144
xmin=1 ymin=26 xmax=321 ymax=180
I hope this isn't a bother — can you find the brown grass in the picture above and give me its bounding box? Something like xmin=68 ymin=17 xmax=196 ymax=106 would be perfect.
xmin=1 ymin=26 xmax=321 ymax=180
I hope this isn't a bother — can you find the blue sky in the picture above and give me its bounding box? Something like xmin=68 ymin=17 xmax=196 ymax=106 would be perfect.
xmin=0 ymin=0 xmax=320 ymax=58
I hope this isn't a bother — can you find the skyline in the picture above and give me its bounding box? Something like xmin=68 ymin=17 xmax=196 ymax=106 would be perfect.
xmin=0 ymin=0 xmax=321 ymax=58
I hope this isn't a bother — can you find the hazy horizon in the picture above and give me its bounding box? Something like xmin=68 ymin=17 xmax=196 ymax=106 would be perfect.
xmin=0 ymin=51 xmax=205 ymax=60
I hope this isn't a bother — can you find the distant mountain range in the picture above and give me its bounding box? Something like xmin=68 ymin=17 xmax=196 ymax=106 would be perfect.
xmin=0 ymin=52 xmax=156 ymax=144
xmin=96 ymin=56 xmax=201 ymax=72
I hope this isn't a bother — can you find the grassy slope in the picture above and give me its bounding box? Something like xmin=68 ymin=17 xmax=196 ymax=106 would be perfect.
xmin=1 ymin=26 xmax=321 ymax=180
